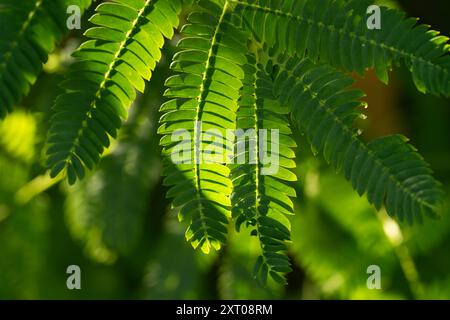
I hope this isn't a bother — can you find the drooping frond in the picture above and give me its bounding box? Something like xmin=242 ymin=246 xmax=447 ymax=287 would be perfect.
xmin=46 ymin=0 xmax=182 ymax=184
xmin=0 ymin=0 xmax=93 ymax=117
xmin=271 ymin=53 xmax=444 ymax=223
xmin=230 ymin=53 xmax=296 ymax=284
xmin=232 ymin=0 xmax=450 ymax=97
xmin=159 ymin=0 xmax=248 ymax=254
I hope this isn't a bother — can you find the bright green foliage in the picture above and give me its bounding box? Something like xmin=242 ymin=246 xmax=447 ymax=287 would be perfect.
xmin=46 ymin=0 xmax=182 ymax=184
xmin=0 ymin=0 xmax=93 ymax=117
xmin=230 ymin=55 xmax=296 ymax=284
xmin=232 ymin=0 xmax=450 ymax=96
xmin=271 ymin=54 xmax=444 ymax=223
xmin=3 ymin=0 xmax=442 ymax=284
xmin=159 ymin=0 xmax=248 ymax=254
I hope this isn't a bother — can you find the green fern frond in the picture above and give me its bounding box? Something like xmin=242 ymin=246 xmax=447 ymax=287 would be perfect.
xmin=0 ymin=0 xmax=93 ymax=117
xmin=159 ymin=0 xmax=248 ymax=254
xmin=230 ymin=54 xmax=296 ymax=284
xmin=232 ymin=0 xmax=450 ymax=97
xmin=46 ymin=0 xmax=182 ymax=184
xmin=271 ymin=54 xmax=444 ymax=223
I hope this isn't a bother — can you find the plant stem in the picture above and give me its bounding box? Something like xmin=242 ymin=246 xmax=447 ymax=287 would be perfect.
xmin=377 ymin=210 xmax=424 ymax=298
xmin=15 ymin=172 xmax=64 ymax=205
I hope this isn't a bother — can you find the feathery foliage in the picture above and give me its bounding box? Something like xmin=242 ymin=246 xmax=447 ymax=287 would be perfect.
xmin=233 ymin=0 xmax=450 ymax=96
xmin=3 ymin=0 xmax=442 ymax=284
xmin=0 ymin=0 xmax=93 ymax=117
xmin=46 ymin=0 xmax=182 ymax=184
xmin=230 ymin=53 xmax=296 ymax=284
xmin=159 ymin=0 xmax=248 ymax=254
xmin=270 ymin=53 xmax=444 ymax=223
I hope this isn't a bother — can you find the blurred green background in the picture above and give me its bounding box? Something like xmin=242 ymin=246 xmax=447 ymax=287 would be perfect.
xmin=0 ymin=0 xmax=449 ymax=299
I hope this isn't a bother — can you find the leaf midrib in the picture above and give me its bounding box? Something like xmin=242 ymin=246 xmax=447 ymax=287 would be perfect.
xmin=252 ymin=62 xmax=271 ymax=273
xmin=66 ymin=0 xmax=154 ymax=167
xmin=192 ymin=0 xmax=231 ymax=245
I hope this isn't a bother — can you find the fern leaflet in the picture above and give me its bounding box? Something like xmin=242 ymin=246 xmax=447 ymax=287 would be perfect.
xmin=159 ymin=0 xmax=248 ymax=253
xmin=232 ymin=0 xmax=450 ymax=97
xmin=46 ymin=0 xmax=182 ymax=184
xmin=271 ymin=53 xmax=444 ymax=223
xmin=231 ymin=52 xmax=296 ymax=284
